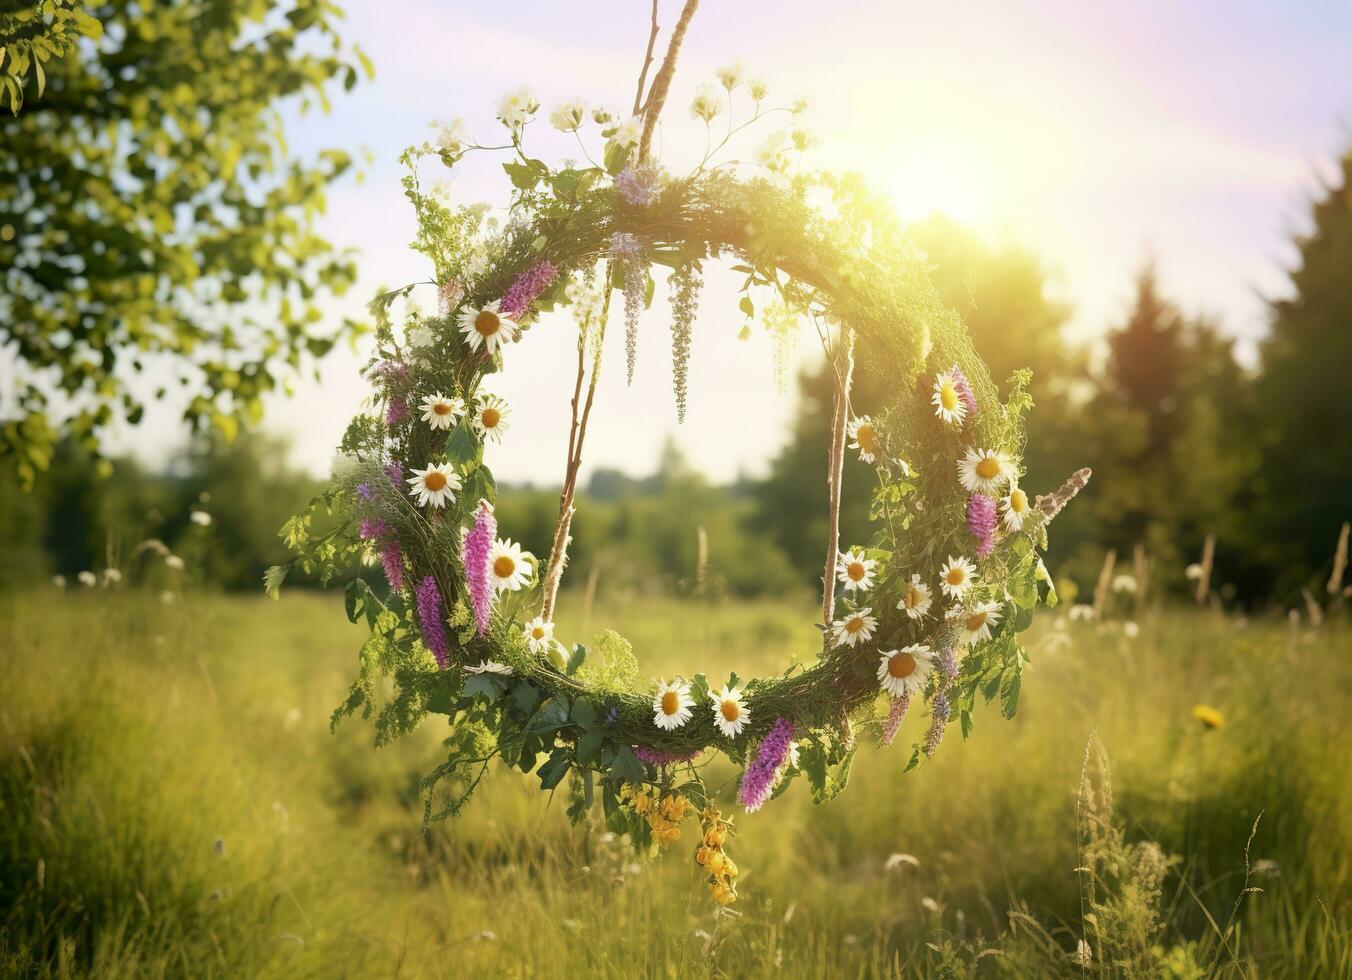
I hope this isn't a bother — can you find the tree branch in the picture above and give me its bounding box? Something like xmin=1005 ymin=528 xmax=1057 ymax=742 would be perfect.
xmin=631 ymin=0 xmax=660 ymax=117
xmin=638 ymin=0 xmax=699 ymax=163
xmin=823 ymin=326 xmax=854 ymax=626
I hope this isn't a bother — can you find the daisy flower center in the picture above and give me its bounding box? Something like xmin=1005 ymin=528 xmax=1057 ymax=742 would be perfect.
xmin=887 ymin=653 xmax=917 ymax=678
xmin=474 ymin=310 xmax=501 ymax=337
xmin=481 ymin=408 xmax=501 ymax=428
xmin=845 ymin=617 xmax=864 ymax=634
xmin=424 ymin=471 xmax=447 ymax=492
xmin=847 ymin=562 xmax=866 ymax=581
xmin=857 ymin=425 xmax=877 ymax=453
xmin=1010 ymin=489 xmax=1028 ymax=512
xmin=532 ymin=627 xmax=546 ymax=640
xmin=661 ymin=691 xmax=680 ymax=715
xmin=975 ymin=457 xmax=1000 ymax=480
xmin=939 ymin=383 xmax=958 ymax=411
xmin=493 ymin=556 xmax=516 ymax=577
xmin=720 ymin=700 xmax=740 ymax=722
xmin=906 ymin=586 xmax=922 ymax=608
xmin=966 ymin=612 xmax=988 ymax=631
xmin=433 ymin=402 xmax=451 ymax=416
xmin=946 ymin=568 xmax=966 ymax=586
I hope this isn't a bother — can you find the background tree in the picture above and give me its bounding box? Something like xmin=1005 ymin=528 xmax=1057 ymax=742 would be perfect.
xmin=1254 ymin=151 xmax=1352 ymax=594
xmin=0 ymin=0 xmax=104 ymax=112
xmin=0 ymin=0 xmax=369 ymax=487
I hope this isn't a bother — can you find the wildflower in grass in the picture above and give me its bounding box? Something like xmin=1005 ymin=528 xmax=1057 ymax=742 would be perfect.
xmin=488 ymin=538 xmax=532 ymax=592
xmin=931 ymin=371 xmax=968 ymax=426
xmin=1192 ymin=704 xmax=1224 ymax=730
xmin=407 ymin=462 xmax=460 ymax=509
xmin=1068 ymin=603 xmax=1095 ymax=621
xmin=836 ymin=548 xmax=877 ymax=592
xmin=710 ymin=685 xmax=750 ymax=738
xmin=549 ymin=98 xmax=587 ymax=132
xmin=522 ymin=616 xmax=555 ymax=655
xmin=967 ymin=493 xmax=998 ymax=557
xmin=465 ymin=660 xmax=513 ymax=676
xmin=461 ymin=500 xmax=496 ymax=634
xmin=615 ymin=165 xmax=660 ymax=207
xmin=472 ymin=394 xmax=511 ymax=442
xmin=380 ymin=539 xmax=405 ymax=592
xmin=652 ymin=678 xmax=695 ymax=731
xmin=939 ymin=556 xmax=977 ymax=600
xmin=1001 ymin=484 xmax=1032 ymax=531
xmin=386 ymin=396 xmax=409 ymax=426
xmin=830 ymin=608 xmax=878 ymax=648
xmin=961 ymin=600 xmax=1003 ymax=646
xmin=923 ymin=691 xmax=951 ymax=757
xmin=419 ymin=393 xmax=464 ymax=431
xmin=877 ymin=644 xmax=935 ymax=698
xmin=190 ymin=510 xmax=212 ymax=527
xmin=77 ymin=570 xmax=97 ymax=586
xmin=847 ymin=415 xmax=881 ymax=463
xmin=1123 ymin=620 xmax=1140 ymax=638
xmin=737 ymin=717 xmax=795 ymax=812
xmin=948 ymin=365 xmax=979 ymax=417
xmin=415 ymin=575 xmax=450 ymax=669
xmin=882 ymin=693 xmax=911 ymax=746
xmin=899 ymin=574 xmax=932 ymax=620
xmin=958 ymin=447 xmax=1013 ymax=495
xmin=1112 ymin=573 xmax=1138 ymax=594
xmin=634 ymin=745 xmax=701 ymax=766
xmin=457 ymin=300 xmax=519 ymax=356
xmin=500 ymin=259 xmax=558 ymax=320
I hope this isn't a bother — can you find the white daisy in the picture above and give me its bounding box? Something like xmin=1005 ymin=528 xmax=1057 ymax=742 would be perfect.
xmin=877 ymin=644 xmax=936 ymax=698
xmin=830 ymin=608 xmax=879 ymax=649
xmin=939 ymin=555 xmax=977 ymax=600
xmin=931 ymin=372 xmax=968 ymax=426
xmin=457 ymin=300 xmax=520 ymax=355
xmin=958 ymin=447 xmax=1014 ymax=495
xmin=419 ymin=393 xmax=465 ymax=431
xmin=1001 ymin=484 xmax=1032 ymax=532
xmin=898 ymin=574 xmax=933 ymax=620
xmin=522 ymin=616 xmax=555 ymax=655
xmin=836 ymin=548 xmax=877 ymax=592
xmin=960 ymin=600 xmax=1003 ymax=646
xmin=652 ymin=678 xmax=694 ymax=730
xmin=488 ymin=538 xmax=532 ymax=592
xmin=465 ymin=660 xmax=513 ymax=676
xmin=472 ymin=395 xmax=511 ymax=442
xmin=710 ymin=685 xmax=750 ymax=738
xmin=407 ymin=463 xmax=461 ymax=509
xmin=847 ymin=416 xmax=882 ymax=463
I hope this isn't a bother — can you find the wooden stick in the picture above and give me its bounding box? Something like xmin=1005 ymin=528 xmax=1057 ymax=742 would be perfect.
xmin=638 ymin=0 xmax=700 ymax=163
xmin=822 ymin=326 xmax=854 ymax=626
xmin=632 ymin=0 xmax=660 ymax=117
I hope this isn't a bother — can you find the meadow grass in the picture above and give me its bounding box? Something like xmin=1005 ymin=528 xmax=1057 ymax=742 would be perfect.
xmin=1 ymin=589 xmax=1348 ymax=978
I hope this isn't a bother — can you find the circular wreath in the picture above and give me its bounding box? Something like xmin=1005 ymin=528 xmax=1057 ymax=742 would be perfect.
xmin=274 ymin=66 xmax=1088 ymax=908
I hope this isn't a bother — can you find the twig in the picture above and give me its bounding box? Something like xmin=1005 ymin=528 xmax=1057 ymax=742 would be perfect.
xmin=822 ymin=326 xmax=854 ymax=626
xmin=632 ymin=0 xmax=660 ymax=117
xmin=638 ymin=0 xmax=700 ymax=163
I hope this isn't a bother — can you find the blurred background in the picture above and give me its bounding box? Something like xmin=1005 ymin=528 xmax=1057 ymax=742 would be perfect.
xmin=2 ymin=2 xmax=1350 ymax=977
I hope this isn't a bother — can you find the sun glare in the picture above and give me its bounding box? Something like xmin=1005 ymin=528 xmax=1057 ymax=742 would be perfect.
xmin=887 ymin=143 xmax=992 ymax=228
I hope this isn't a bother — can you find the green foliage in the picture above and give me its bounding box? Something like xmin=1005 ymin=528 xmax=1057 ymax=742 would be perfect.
xmin=0 ymin=1 xmax=102 ymax=113
xmin=0 ymin=0 xmax=370 ymax=487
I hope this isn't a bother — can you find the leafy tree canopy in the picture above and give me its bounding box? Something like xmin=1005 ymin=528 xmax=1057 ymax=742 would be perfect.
xmin=0 ymin=1 xmax=103 ymax=112
xmin=1 ymin=0 xmax=370 ymax=487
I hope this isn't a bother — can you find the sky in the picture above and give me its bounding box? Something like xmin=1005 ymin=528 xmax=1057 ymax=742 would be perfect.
xmin=100 ymin=0 xmax=1352 ymax=485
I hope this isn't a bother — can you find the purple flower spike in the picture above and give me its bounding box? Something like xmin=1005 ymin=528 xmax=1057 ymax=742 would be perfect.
xmin=883 ymin=693 xmax=911 ymax=747
xmin=386 ymin=396 xmax=409 ymax=427
xmin=355 ymin=483 xmax=374 ymax=502
xmin=950 ymin=365 xmax=978 ymax=417
xmin=359 ymin=518 xmax=391 ymax=541
xmin=500 ymin=260 xmax=558 ymax=319
xmin=615 ymin=165 xmax=660 ymax=207
xmin=462 ymin=500 xmax=496 ymax=635
xmin=923 ymin=692 xmax=951 ymax=758
xmin=737 ymin=717 xmax=796 ymax=813
xmin=937 ymin=646 xmax=959 ymax=683
xmin=415 ymin=574 xmax=449 ymax=669
xmin=384 ymin=461 xmax=404 ymax=485
xmin=967 ymin=493 xmax=998 ymax=558
xmin=381 ymin=539 xmax=405 ymax=593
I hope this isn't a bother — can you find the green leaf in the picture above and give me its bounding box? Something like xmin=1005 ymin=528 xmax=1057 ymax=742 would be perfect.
xmin=570 ymin=698 xmax=598 ymax=731
xmin=576 ymin=730 xmax=603 ymax=765
xmin=999 ymin=671 xmax=1022 ymax=720
xmin=344 ymin=578 xmax=368 ymax=623
xmin=611 ymin=744 xmax=645 ymax=783
xmin=566 ymin=643 xmax=587 ymax=676
xmin=537 ymin=747 xmax=571 ymax=790
xmin=464 ymin=674 xmax=502 ymax=701
xmin=739 ymin=295 xmax=755 ymax=318
xmin=603 ymin=140 xmax=630 ymax=175
xmin=511 ymin=680 xmax=542 ymax=716
xmin=529 ymin=699 xmax=570 ymax=735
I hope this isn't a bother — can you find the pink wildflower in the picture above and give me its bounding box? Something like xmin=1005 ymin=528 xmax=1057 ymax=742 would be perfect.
xmin=737 ymin=717 xmax=796 ymax=813
xmin=883 ymin=693 xmax=910 ymax=747
xmin=967 ymin=493 xmax=998 ymax=557
xmin=462 ymin=500 xmax=496 ymax=635
xmin=922 ymin=692 xmax=950 ymax=758
xmin=500 ymin=260 xmax=558 ymax=319
xmin=381 ymin=539 xmax=405 ymax=592
xmin=359 ymin=518 xmax=391 ymax=541
xmin=949 ymin=365 xmax=978 ymax=417
xmin=415 ymin=575 xmax=449 ymax=669
xmin=386 ymin=397 xmax=409 ymax=427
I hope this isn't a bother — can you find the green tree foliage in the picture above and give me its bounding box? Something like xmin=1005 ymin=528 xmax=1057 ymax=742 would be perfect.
xmin=1254 ymin=152 xmax=1352 ymax=593
xmin=0 ymin=0 xmax=370 ymax=487
xmin=0 ymin=1 xmax=103 ymax=112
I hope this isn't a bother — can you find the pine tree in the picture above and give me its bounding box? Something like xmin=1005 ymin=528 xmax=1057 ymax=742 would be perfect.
xmin=1254 ymin=151 xmax=1352 ymax=590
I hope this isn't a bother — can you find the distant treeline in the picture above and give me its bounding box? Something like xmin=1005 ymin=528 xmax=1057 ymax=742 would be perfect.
xmin=3 ymin=155 xmax=1349 ymax=607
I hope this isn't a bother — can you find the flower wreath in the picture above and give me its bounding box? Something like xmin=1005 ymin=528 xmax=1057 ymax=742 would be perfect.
xmin=273 ymin=45 xmax=1089 ymax=908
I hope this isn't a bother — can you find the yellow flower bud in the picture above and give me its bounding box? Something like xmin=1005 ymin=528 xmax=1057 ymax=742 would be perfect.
xmin=695 ymin=845 xmax=713 ymax=866
xmin=703 ymin=826 xmax=727 ymax=848
xmin=722 ymin=857 xmax=739 ymax=878
xmin=707 ymin=851 xmax=727 ymax=876
xmin=711 ymin=880 xmax=737 ymax=905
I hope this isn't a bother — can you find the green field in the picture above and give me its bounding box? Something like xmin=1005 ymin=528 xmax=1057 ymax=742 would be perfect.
xmin=1 ymin=590 xmax=1348 ymax=978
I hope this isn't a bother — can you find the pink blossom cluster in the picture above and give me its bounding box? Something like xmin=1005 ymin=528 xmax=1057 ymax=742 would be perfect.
xmin=737 ymin=717 xmax=796 ymax=813
xmin=462 ymin=500 xmax=497 ymax=635
xmin=882 ymin=693 xmax=911 ymax=746
xmin=499 ymin=260 xmax=558 ymax=319
xmin=949 ymin=364 xmax=979 ymax=417
xmin=967 ymin=493 xmax=997 ymax=557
